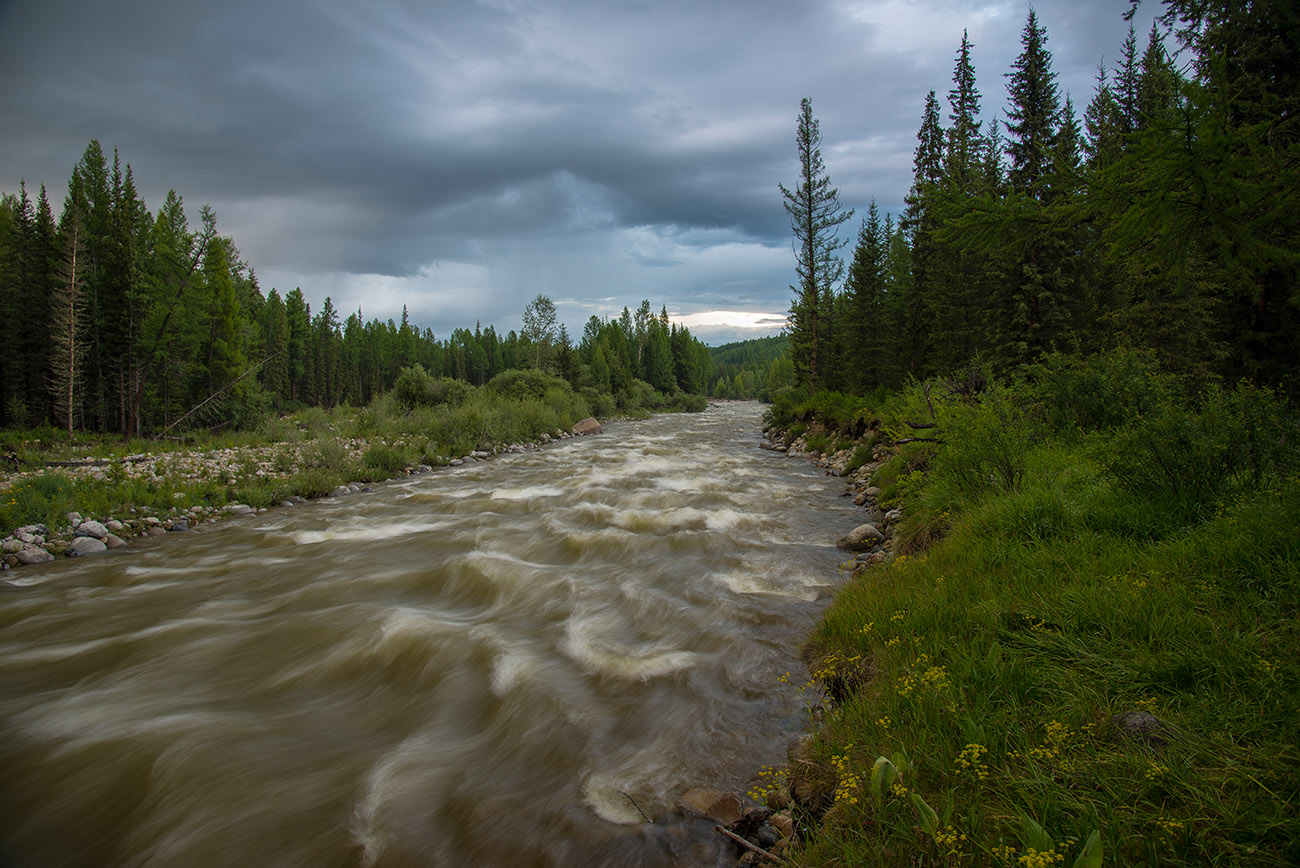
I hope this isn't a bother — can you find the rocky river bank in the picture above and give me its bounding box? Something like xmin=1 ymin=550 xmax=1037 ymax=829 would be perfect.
xmin=1 ymin=417 xmax=605 ymax=573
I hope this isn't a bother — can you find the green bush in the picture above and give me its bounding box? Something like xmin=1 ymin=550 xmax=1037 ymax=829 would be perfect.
xmin=304 ymin=437 xmax=349 ymax=470
xmin=579 ymin=387 xmax=615 ymax=419
xmin=845 ymin=444 xmax=874 ymax=475
xmin=1022 ymin=348 xmax=1178 ymax=435
xmin=618 ymin=379 xmax=662 ymax=412
xmin=485 ymin=369 xmax=570 ymax=402
xmin=393 ymin=365 xmax=472 ymax=410
xmin=931 ymin=384 xmax=1037 ymax=495
xmin=668 ymin=391 xmax=707 ymax=412
xmin=1099 ymin=381 xmax=1300 ymax=502
xmin=805 ymin=431 xmax=832 ymax=455
xmin=362 ymin=443 xmax=410 ymax=480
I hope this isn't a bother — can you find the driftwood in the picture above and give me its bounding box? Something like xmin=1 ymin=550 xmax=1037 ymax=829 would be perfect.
xmin=714 ymin=825 xmax=786 ymax=864
xmin=620 ymin=791 xmax=652 ymax=824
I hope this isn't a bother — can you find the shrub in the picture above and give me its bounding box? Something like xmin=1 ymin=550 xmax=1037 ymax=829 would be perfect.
xmin=393 ymin=365 xmax=472 ymax=410
xmin=1021 ymin=348 xmax=1177 ymax=435
xmin=304 ymin=437 xmax=349 ymax=470
xmin=931 ymin=384 xmax=1037 ymax=495
xmin=1099 ymin=381 xmax=1299 ymax=502
xmin=485 ymin=369 xmax=569 ymax=402
xmin=362 ymin=443 xmax=409 ymax=480
xmin=845 ymin=444 xmax=874 ymax=475
xmin=805 ymin=431 xmax=832 ymax=455
xmin=618 ymin=379 xmax=662 ymax=412
xmin=764 ymin=387 xmax=804 ymax=429
xmin=579 ymin=387 xmax=615 ymax=419
xmin=668 ymin=391 xmax=707 ymax=413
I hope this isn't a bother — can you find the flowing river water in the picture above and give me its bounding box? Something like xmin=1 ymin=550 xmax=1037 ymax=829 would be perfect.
xmin=0 ymin=402 xmax=859 ymax=868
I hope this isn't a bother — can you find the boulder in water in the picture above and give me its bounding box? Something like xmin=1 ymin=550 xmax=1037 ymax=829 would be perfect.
xmin=679 ymin=788 xmax=743 ymax=826
xmin=573 ymin=417 xmax=602 ymax=436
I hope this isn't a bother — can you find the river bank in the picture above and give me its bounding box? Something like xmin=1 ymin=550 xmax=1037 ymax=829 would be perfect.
xmin=2 ymin=417 xmax=605 ymax=573
xmin=737 ymin=371 xmax=1300 ymax=866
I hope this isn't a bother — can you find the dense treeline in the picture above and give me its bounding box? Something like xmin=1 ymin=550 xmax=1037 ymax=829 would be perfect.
xmin=707 ymin=334 xmax=795 ymax=400
xmin=783 ymin=0 xmax=1298 ymax=396
xmin=0 ymin=149 xmax=711 ymax=435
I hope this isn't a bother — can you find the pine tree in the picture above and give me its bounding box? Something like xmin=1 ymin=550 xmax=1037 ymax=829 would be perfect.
xmin=780 ymin=97 xmax=853 ymax=393
xmin=841 ymin=201 xmax=891 ymax=391
xmin=1083 ymin=64 xmax=1125 ymax=171
xmin=1114 ymin=24 xmax=1140 ymax=137
xmin=900 ymin=91 xmax=944 ymax=376
xmin=1005 ymin=9 xmax=1061 ymax=198
xmin=945 ymin=30 xmax=983 ymax=191
xmin=50 ymin=204 xmax=89 ymax=437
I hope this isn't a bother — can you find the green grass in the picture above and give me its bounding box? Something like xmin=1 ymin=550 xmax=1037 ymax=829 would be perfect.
xmin=767 ymin=362 xmax=1300 ymax=867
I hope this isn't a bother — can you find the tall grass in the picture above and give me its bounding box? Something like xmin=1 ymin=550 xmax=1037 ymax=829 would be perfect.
xmin=774 ymin=353 xmax=1300 ymax=866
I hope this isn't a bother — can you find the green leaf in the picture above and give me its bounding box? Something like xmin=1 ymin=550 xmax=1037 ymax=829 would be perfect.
xmin=911 ymin=793 xmax=940 ymax=838
xmin=1072 ymin=830 xmax=1103 ymax=868
xmin=1022 ymin=816 xmax=1054 ymax=852
xmin=987 ymin=641 xmax=1004 ymax=667
xmin=871 ymin=756 xmax=897 ymax=808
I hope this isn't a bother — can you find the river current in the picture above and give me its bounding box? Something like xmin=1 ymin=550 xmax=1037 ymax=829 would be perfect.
xmin=0 ymin=402 xmax=858 ymax=867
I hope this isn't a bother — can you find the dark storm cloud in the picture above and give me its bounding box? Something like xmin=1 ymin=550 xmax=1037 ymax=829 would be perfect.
xmin=0 ymin=0 xmax=1155 ymax=341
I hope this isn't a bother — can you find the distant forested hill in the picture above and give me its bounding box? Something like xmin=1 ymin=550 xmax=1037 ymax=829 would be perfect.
xmin=707 ymin=334 xmax=793 ymax=400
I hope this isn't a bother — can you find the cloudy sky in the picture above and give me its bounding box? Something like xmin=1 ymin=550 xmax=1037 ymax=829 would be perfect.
xmin=0 ymin=0 xmax=1157 ymax=344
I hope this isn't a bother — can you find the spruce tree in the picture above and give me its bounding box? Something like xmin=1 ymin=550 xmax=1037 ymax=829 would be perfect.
xmin=780 ymin=97 xmax=853 ymax=393
xmin=1005 ymin=9 xmax=1061 ymax=198
xmin=945 ymin=31 xmax=983 ymax=190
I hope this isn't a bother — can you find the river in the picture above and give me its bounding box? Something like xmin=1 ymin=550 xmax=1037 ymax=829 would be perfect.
xmin=0 ymin=402 xmax=858 ymax=868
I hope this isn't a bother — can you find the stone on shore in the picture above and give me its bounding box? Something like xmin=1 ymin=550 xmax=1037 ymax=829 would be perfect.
xmin=837 ymin=523 xmax=885 ymax=552
xmin=68 ymin=536 xmax=108 ymax=556
xmin=223 ymin=503 xmax=255 ymax=516
xmin=104 ymin=533 xmax=127 ymax=549
xmin=573 ymin=417 xmax=602 ymax=436
xmin=15 ymin=545 xmax=55 ymax=565
xmin=74 ymin=519 xmax=109 ymax=539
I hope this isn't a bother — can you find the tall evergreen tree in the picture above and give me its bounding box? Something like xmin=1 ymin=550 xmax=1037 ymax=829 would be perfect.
xmin=945 ymin=30 xmax=983 ymax=190
xmin=1005 ymin=9 xmax=1061 ymax=198
xmin=50 ymin=203 xmax=89 ymax=437
xmin=780 ymin=97 xmax=853 ymax=393
xmin=841 ymin=201 xmax=891 ymax=391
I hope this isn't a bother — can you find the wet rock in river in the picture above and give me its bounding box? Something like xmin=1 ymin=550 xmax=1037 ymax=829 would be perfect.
xmin=679 ymin=788 xmax=744 ymax=826
xmin=573 ymin=417 xmax=602 ymax=436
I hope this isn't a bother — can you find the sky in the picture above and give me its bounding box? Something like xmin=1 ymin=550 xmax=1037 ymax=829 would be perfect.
xmin=0 ymin=0 xmax=1159 ymax=345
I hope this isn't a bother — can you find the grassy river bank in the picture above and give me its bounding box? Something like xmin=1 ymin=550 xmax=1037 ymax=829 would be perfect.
xmin=756 ymin=352 xmax=1299 ymax=867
